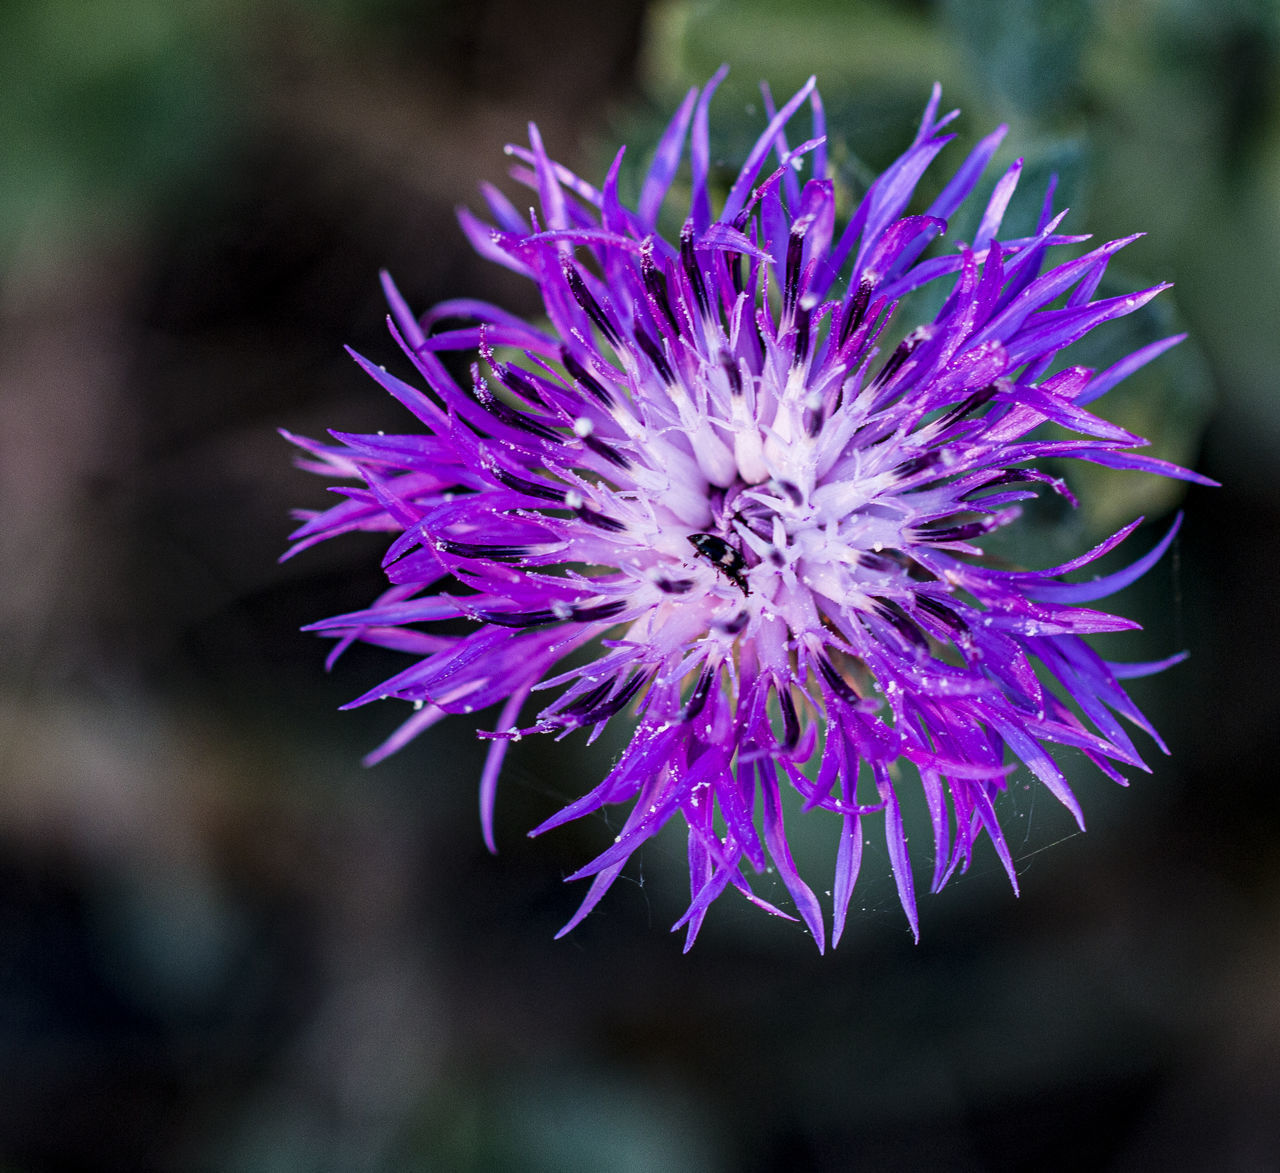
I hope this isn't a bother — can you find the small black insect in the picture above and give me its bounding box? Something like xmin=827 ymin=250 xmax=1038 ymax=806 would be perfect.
xmin=688 ymin=532 xmax=750 ymax=594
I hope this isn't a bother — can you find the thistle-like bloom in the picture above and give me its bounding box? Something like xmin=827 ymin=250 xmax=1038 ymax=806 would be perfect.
xmin=284 ymin=72 xmax=1210 ymax=950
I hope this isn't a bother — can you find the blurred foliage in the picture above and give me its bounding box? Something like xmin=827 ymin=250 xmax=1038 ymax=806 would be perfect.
xmin=0 ymin=0 xmax=238 ymax=258
xmin=0 ymin=0 xmax=478 ymax=261
xmin=942 ymin=0 xmax=1095 ymax=120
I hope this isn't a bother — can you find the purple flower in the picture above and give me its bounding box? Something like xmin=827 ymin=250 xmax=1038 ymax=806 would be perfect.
xmin=284 ymin=71 xmax=1211 ymax=951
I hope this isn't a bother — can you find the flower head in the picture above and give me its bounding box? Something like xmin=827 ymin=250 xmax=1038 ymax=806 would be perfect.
xmin=284 ymin=71 xmax=1211 ymax=950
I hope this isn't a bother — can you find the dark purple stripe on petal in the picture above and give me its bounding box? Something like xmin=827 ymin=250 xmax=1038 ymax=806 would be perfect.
xmin=655 ymin=576 xmax=696 ymax=594
xmin=437 ymin=540 xmax=533 ymax=563
xmin=817 ymin=656 xmax=863 ymax=704
xmin=680 ymin=221 xmax=711 ymax=319
xmin=574 ymin=505 xmax=627 ymax=533
xmin=581 ymin=432 xmax=632 ymax=470
xmin=635 ymin=328 xmax=675 ymax=384
xmin=563 ymin=263 xmax=622 ymax=348
xmin=561 ymin=348 xmax=614 ymax=408
xmin=571 ymin=600 xmax=627 ymax=623
xmin=490 ymin=466 xmax=567 ymax=503
xmin=682 ymin=663 xmax=717 ymax=721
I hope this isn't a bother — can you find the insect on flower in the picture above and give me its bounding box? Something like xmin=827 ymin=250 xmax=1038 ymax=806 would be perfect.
xmin=283 ymin=69 xmax=1213 ymax=951
xmin=688 ymin=532 xmax=751 ymax=594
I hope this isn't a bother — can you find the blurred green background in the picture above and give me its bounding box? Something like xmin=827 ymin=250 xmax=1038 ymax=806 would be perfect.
xmin=0 ymin=0 xmax=1274 ymax=1169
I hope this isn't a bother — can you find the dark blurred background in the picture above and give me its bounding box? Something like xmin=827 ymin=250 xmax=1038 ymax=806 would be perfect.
xmin=1 ymin=0 xmax=1275 ymax=1169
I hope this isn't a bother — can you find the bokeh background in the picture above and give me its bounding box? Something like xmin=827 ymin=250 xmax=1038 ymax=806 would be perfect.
xmin=1 ymin=0 xmax=1276 ymax=1169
